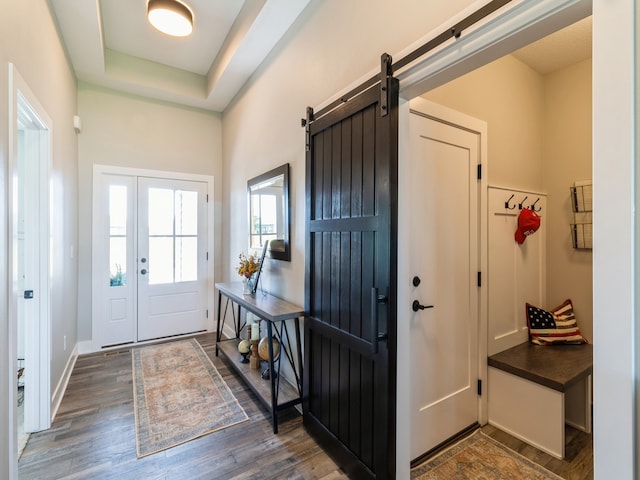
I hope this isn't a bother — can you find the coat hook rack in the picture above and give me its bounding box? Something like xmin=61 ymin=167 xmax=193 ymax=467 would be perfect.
xmin=504 ymin=194 xmax=516 ymax=210
xmin=530 ymin=198 xmax=542 ymax=212
xmin=518 ymin=196 xmax=528 ymax=210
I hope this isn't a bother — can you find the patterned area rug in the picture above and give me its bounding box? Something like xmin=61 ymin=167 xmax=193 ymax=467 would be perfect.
xmin=132 ymin=338 xmax=248 ymax=457
xmin=411 ymin=430 xmax=562 ymax=479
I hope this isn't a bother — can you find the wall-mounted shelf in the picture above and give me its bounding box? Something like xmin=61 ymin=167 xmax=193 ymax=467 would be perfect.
xmin=569 ymin=182 xmax=592 ymax=250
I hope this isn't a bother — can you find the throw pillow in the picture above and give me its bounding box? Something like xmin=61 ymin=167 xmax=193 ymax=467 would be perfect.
xmin=526 ymin=299 xmax=588 ymax=345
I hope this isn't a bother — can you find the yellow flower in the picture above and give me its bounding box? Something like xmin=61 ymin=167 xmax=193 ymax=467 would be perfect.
xmin=237 ymin=252 xmax=260 ymax=278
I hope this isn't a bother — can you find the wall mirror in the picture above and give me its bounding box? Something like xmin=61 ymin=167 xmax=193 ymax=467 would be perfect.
xmin=248 ymin=163 xmax=290 ymax=261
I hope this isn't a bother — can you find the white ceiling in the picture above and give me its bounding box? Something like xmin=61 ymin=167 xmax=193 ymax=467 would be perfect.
xmin=50 ymin=0 xmax=310 ymax=112
xmin=50 ymin=2 xmax=590 ymax=113
xmin=512 ymin=16 xmax=592 ymax=75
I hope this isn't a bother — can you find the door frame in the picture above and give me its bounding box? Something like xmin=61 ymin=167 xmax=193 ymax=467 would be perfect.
xmin=91 ymin=165 xmax=215 ymax=352
xmin=398 ymin=97 xmax=488 ymax=463
xmin=7 ymin=62 xmax=53 ymax=457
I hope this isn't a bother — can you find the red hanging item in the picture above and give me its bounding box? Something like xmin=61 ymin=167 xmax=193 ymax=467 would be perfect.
xmin=515 ymin=208 xmax=541 ymax=244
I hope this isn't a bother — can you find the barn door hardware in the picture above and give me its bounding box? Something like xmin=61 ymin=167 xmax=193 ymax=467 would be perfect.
xmin=371 ymin=287 xmax=389 ymax=353
xmin=380 ymin=53 xmax=393 ymax=117
xmin=302 ymin=106 xmax=314 ymax=152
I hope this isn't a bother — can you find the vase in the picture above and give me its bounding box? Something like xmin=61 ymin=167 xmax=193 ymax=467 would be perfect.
xmin=242 ymin=277 xmax=251 ymax=295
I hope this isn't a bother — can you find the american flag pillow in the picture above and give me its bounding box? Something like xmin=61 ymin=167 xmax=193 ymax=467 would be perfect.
xmin=526 ymin=299 xmax=588 ymax=345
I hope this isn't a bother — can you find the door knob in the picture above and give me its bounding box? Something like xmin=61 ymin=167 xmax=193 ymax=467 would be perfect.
xmin=412 ymin=300 xmax=433 ymax=312
xmin=140 ymin=257 xmax=147 ymax=263
xmin=140 ymin=269 xmax=148 ymax=275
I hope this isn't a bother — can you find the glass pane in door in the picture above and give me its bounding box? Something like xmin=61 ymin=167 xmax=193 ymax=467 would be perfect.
xmin=147 ymin=188 xmax=199 ymax=285
xmin=109 ymin=185 xmax=127 ymax=286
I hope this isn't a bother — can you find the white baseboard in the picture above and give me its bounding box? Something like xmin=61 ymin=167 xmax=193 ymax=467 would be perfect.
xmin=51 ymin=344 xmax=78 ymax=422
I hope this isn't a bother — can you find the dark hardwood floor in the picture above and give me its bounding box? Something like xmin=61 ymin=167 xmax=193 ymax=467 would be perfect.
xmin=19 ymin=333 xmax=346 ymax=480
xmin=18 ymin=333 xmax=592 ymax=479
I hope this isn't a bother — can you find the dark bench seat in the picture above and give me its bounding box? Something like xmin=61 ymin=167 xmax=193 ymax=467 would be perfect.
xmin=487 ymin=341 xmax=593 ymax=459
xmin=488 ymin=342 xmax=593 ymax=392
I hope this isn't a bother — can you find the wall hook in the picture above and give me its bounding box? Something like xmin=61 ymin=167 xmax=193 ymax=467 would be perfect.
xmin=531 ymin=198 xmax=542 ymax=212
xmin=504 ymin=194 xmax=516 ymax=210
xmin=518 ymin=196 xmax=528 ymax=210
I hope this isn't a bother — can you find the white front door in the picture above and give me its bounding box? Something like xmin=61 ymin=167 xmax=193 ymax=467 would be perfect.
xmin=407 ymin=98 xmax=481 ymax=460
xmin=137 ymin=177 xmax=207 ymax=341
xmin=93 ymin=169 xmax=210 ymax=348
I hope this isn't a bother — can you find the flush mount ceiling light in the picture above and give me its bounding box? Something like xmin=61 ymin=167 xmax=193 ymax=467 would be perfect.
xmin=147 ymin=0 xmax=193 ymax=37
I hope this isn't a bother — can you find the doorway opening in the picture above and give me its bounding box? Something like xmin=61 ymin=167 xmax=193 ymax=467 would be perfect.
xmin=398 ymin=8 xmax=593 ymax=478
xmin=8 ymin=64 xmax=53 ymax=462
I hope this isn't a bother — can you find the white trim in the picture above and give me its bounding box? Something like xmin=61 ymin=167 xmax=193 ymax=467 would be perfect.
xmin=7 ymin=64 xmax=52 ymax=480
xmin=397 ymin=0 xmax=592 ymax=99
xmin=91 ymin=164 xmax=215 ymax=351
xmin=50 ymin=345 xmax=78 ymax=421
xmin=592 ymin=1 xmax=636 ymax=479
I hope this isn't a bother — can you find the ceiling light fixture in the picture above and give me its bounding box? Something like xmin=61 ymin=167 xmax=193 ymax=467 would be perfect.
xmin=147 ymin=0 xmax=193 ymax=37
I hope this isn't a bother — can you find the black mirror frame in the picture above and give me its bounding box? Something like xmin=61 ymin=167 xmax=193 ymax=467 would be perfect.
xmin=247 ymin=163 xmax=291 ymax=261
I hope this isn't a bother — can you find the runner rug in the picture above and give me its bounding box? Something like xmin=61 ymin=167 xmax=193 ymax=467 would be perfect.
xmin=132 ymin=338 xmax=248 ymax=458
xmin=411 ymin=430 xmax=562 ymax=480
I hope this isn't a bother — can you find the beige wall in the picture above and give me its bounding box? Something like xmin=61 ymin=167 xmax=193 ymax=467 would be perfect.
xmin=424 ymin=55 xmax=545 ymax=192
xmin=222 ymin=0 xmax=479 ymax=303
xmin=543 ymin=58 xmax=592 ymax=342
xmin=76 ymin=84 xmax=223 ymax=341
xmin=0 ymin=0 xmax=79 ymax=475
xmin=424 ymin=55 xmax=593 ymax=342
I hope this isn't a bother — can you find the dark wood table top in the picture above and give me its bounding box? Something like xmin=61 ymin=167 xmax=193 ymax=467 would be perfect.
xmin=216 ymin=282 xmax=305 ymax=323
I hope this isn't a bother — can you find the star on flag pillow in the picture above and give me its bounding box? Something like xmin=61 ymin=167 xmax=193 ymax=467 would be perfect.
xmin=526 ymin=299 xmax=588 ymax=345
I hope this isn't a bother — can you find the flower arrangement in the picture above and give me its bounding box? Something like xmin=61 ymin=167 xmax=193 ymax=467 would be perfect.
xmin=237 ymin=252 xmax=260 ymax=279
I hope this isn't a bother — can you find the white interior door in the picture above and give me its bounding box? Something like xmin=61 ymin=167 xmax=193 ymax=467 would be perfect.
xmin=93 ymin=170 xmax=210 ymax=348
xmin=137 ymin=177 xmax=208 ymax=341
xmin=407 ymin=99 xmax=481 ymax=460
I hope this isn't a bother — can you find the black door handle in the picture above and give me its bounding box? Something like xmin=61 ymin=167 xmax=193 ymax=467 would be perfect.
xmin=372 ymin=287 xmax=388 ymax=353
xmin=412 ymin=300 xmax=434 ymax=312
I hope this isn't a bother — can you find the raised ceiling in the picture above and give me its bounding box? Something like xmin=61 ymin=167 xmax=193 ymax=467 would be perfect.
xmin=50 ymin=2 xmax=590 ymax=113
xmin=50 ymin=0 xmax=310 ymax=112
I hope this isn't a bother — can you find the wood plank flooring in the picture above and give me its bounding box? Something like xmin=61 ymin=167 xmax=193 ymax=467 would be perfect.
xmin=19 ymin=333 xmax=592 ymax=479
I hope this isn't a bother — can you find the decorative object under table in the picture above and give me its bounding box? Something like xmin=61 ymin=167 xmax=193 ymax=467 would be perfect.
xmin=215 ymin=281 xmax=305 ymax=434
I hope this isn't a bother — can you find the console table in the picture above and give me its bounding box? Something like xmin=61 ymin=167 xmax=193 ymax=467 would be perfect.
xmin=215 ymin=282 xmax=304 ymax=433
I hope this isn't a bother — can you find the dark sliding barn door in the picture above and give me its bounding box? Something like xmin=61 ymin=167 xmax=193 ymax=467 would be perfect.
xmin=303 ymin=57 xmax=398 ymax=479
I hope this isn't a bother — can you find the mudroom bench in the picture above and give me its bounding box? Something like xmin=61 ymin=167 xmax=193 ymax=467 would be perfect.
xmin=487 ymin=342 xmax=593 ymax=459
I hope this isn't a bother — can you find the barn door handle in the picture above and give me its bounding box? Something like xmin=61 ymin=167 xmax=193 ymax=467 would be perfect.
xmin=371 ymin=287 xmax=388 ymax=354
